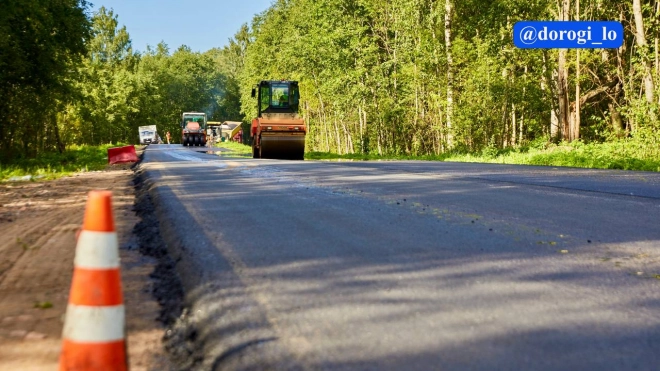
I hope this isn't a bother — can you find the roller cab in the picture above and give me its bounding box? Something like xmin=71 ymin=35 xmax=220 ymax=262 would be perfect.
xmin=251 ymin=81 xmax=306 ymax=160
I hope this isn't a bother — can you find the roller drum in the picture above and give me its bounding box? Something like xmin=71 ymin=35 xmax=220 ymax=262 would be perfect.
xmin=260 ymin=133 xmax=305 ymax=160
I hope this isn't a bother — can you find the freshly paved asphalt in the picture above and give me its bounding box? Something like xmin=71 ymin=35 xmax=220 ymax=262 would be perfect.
xmin=141 ymin=144 xmax=660 ymax=371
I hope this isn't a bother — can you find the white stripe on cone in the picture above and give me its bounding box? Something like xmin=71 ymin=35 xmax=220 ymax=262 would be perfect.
xmin=74 ymin=231 xmax=120 ymax=269
xmin=62 ymin=304 xmax=125 ymax=342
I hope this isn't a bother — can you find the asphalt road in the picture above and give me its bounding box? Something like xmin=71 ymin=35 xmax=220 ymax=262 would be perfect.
xmin=141 ymin=144 xmax=660 ymax=371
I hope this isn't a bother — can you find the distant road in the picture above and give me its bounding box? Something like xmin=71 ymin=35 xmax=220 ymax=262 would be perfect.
xmin=142 ymin=144 xmax=660 ymax=371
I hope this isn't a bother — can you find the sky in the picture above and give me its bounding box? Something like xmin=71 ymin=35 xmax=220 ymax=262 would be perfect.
xmin=90 ymin=0 xmax=275 ymax=53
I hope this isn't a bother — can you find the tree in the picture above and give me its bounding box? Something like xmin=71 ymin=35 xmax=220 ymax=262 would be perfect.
xmin=70 ymin=6 xmax=138 ymax=144
xmin=0 ymin=0 xmax=90 ymax=158
xmin=632 ymin=0 xmax=655 ymax=104
xmin=9 ymin=0 xmax=657 ymax=158
xmin=445 ymin=0 xmax=454 ymax=148
xmin=557 ymin=0 xmax=571 ymax=141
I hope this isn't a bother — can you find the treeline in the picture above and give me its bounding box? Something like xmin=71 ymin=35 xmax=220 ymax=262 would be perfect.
xmin=2 ymin=0 xmax=659 ymax=161
xmin=0 ymin=3 xmax=240 ymax=160
xmin=222 ymin=0 xmax=660 ymax=155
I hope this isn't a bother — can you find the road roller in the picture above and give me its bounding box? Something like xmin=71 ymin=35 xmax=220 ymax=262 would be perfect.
xmin=181 ymin=112 xmax=207 ymax=146
xmin=250 ymin=80 xmax=306 ymax=160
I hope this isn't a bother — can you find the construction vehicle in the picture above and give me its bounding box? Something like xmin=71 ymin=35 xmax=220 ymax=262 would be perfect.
xmin=251 ymin=80 xmax=305 ymax=159
xmin=222 ymin=121 xmax=243 ymax=142
xmin=138 ymin=125 xmax=159 ymax=144
xmin=207 ymin=121 xmax=222 ymax=144
xmin=181 ymin=112 xmax=207 ymax=146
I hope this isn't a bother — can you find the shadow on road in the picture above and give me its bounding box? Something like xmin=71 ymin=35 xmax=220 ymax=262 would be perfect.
xmin=141 ymin=156 xmax=660 ymax=371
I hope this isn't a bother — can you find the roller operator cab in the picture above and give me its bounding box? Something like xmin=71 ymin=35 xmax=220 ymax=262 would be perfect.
xmin=181 ymin=112 xmax=207 ymax=146
xmin=251 ymin=80 xmax=306 ymax=160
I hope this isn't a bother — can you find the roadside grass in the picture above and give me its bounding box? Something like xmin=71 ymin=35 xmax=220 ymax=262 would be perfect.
xmin=0 ymin=144 xmax=125 ymax=182
xmin=211 ymin=141 xmax=252 ymax=154
xmin=305 ymin=139 xmax=660 ymax=172
xmin=305 ymin=151 xmax=448 ymax=162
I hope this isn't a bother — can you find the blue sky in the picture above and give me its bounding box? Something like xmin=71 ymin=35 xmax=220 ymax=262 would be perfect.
xmin=90 ymin=0 xmax=275 ymax=53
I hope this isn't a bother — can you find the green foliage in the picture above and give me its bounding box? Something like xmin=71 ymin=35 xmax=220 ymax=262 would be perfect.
xmin=211 ymin=141 xmax=252 ymax=154
xmin=0 ymin=0 xmax=91 ymax=160
xmin=57 ymin=7 xmax=236 ymax=147
xmin=0 ymin=144 xmax=121 ymax=181
xmin=224 ymin=0 xmax=659 ymax=163
xmin=67 ymin=7 xmax=139 ymax=145
xmin=0 ymin=0 xmax=90 ymax=93
xmin=446 ymin=139 xmax=660 ymax=172
xmin=2 ymin=0 xmax=659 ymax=173
xmin=1 ymin=4 xmax=240 ymax=159
xmin=306 ymin=151 xmax=451 ymax=162
xmin=308 ymin=139 xmax=660 ymax=172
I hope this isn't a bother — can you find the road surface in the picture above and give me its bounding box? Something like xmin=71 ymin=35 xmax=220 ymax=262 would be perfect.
xmin=141 ymin=144 xmax=660 ymax=371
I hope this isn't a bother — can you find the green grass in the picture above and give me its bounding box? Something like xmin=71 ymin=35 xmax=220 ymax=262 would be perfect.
xmin=305 ymin=139 xmax=660 ymax=172
xmin=305 ymin=151 xmax=446 ymax=161
xmin=210 ymin=141 xmax=253 ymax=154
xmin=0 ymin=144 xmax=126 ymax=182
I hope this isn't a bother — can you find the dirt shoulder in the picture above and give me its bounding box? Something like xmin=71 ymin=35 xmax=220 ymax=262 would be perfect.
xmin=0 ymin=166 xmax=171 ymax=370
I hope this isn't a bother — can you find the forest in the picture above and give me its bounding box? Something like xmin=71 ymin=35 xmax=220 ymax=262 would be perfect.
xmin=1 ymin=0 xmax=659 ymax=163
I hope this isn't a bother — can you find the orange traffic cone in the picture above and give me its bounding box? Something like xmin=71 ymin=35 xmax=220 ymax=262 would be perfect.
xmin=59 ymin=190 xmax=127 ymax=371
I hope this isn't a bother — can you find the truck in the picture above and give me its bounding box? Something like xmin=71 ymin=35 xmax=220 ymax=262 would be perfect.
xmin=250 ymin=80 xmax=305 ymax=160
xmin=181 ymin=112 xmax=207 ymax=146
xmin=139 ymin=125 xmax=159 ymax=144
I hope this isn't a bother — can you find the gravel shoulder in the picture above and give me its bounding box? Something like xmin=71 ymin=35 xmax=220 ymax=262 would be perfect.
xmin=0 ymin=164 xmax=173 ymax=370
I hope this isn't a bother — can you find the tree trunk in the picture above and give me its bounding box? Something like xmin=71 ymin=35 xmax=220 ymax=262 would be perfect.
xmin=343 ymin=120 xmax=353 ymax=154
xmin=655 ymin=36 xmax=660 ymax=99
xmin=358 ymin=105 xmax=364 ymax=153
xmin=363 ymin=104 xmax=368 ymax=154
xmin=444 ymin=0 xmax=454 ymax=147
xmin=574 ymin=0 xmax=580 ymax=141
xmin=656 ymin=1 xmax=659 ymax=104
xmin=317 ymin=92 xmax=330 ymax=152
xmin=633 ymin=0 xmax=655 ymax=103
xmin=558 ymin=51 xmax=570 ymax=140
xmin=54 ymin=113 xmax=65 ymax=153
xmin=521 ymin=65 xmax=527 ymax=144
xmin=609 ymin=103 xmax=624 ymax=136
xmin=334 ymin=116 xmax=342 ymax=154
xmin=511 ymin=103 xmax=517 ymax=146
xmin=542 ymin=50 xmax=558 ymax=139
xmin=557 ymin=0 xmax=570 ymax=140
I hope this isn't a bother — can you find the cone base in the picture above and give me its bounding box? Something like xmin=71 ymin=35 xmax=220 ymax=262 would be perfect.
xmin=59 ymin=339 xmax=127 ymax=371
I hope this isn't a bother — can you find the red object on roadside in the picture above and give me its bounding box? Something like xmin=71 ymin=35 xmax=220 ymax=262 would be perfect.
xmin=233 ymin=129 xmax=243 ymax=143
xmin=107 ymin=145 xmax=138 ymax=164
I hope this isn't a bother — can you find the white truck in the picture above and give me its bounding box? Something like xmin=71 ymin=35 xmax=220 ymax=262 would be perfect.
xmin=139 ymin=125 xmax=159 ymax=144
